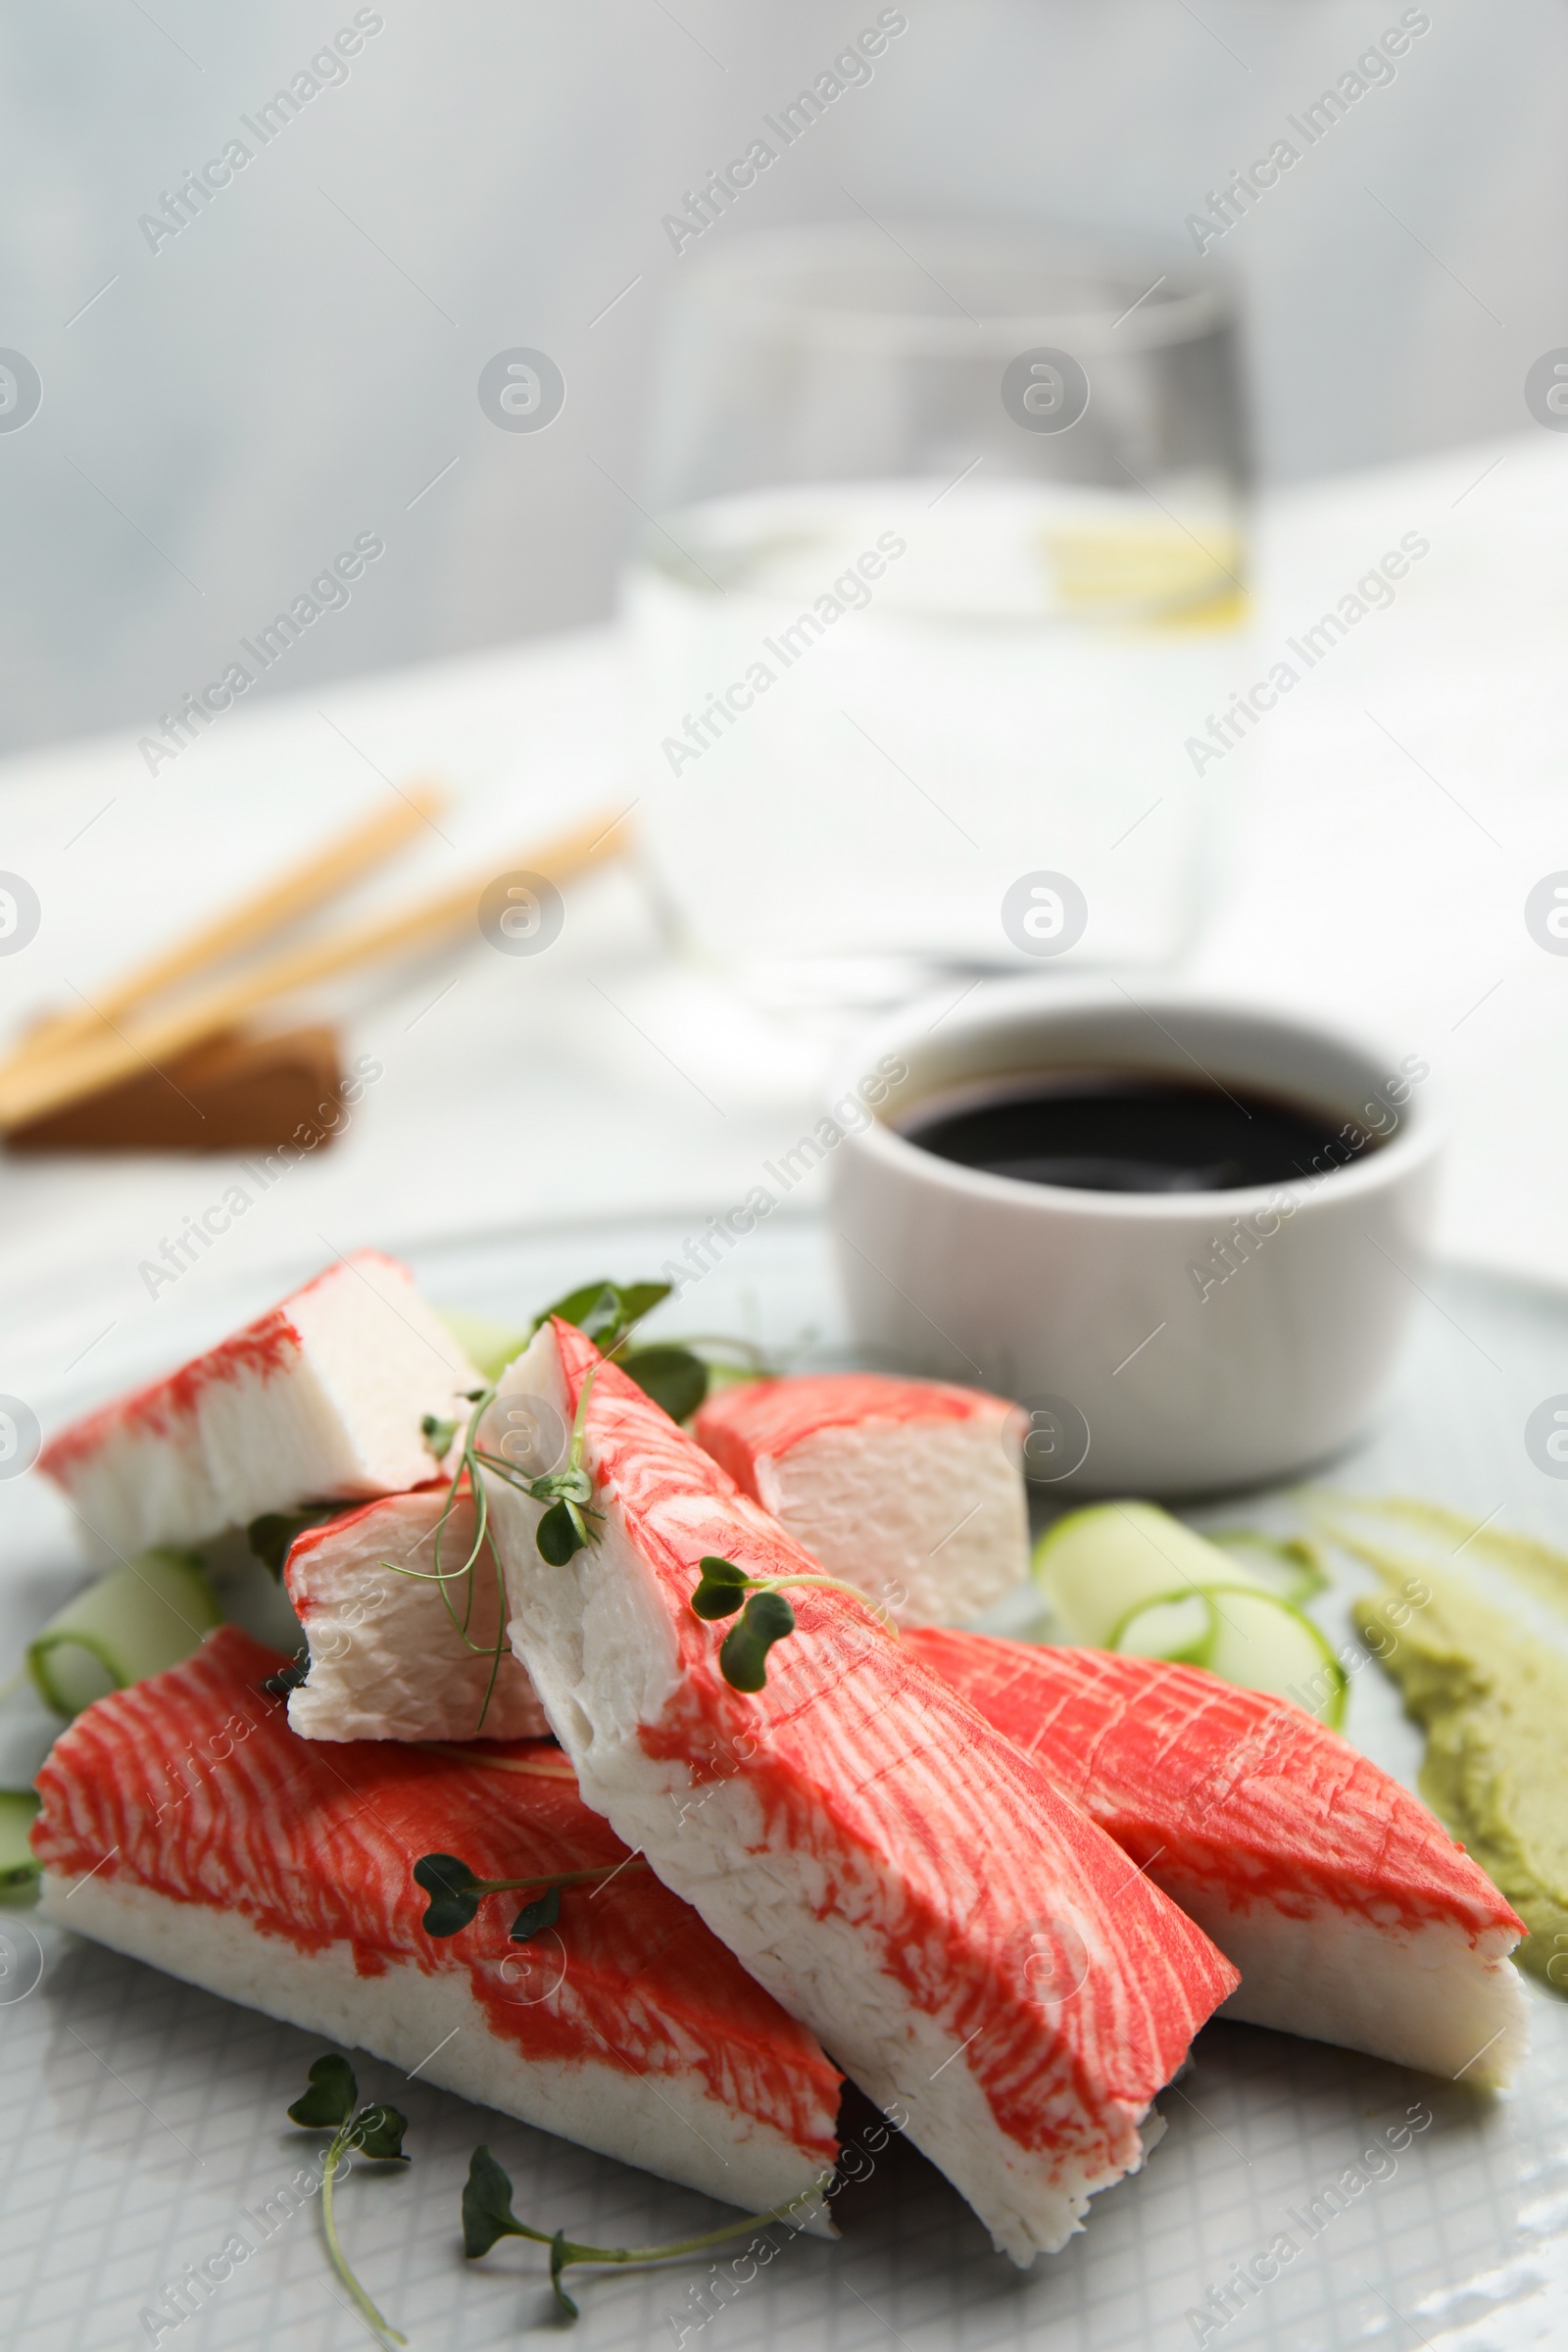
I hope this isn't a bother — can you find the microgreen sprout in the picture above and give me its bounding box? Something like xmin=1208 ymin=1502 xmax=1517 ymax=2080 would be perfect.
xmin=612 ymin=1342 xmax=708 ymax=1424
xmin=384 ymin=1278 xmax=762 ymax=1735
xmin=532 ymin=1278 xmax=671 ymax=1357
xmin=532 ymin=1278 xmax=728 ymax=1424
xmin=413 ymin=1851 xmax=650 ymax=1940
xmin=378 ymin=1366 xmax=603 ymax=1732
xmin=507 ymin=1366 xmax=603 ymax=1566
xmin=286 ymin=2053 xmax=410 ymax=2345
xmin=690 ymin=1555 xmax=900 ymax=1691
xmin=461 ymin=2143 xmax=826 ymax=2323
xmin=420 ymin=1412 xmax=461 ymax=1461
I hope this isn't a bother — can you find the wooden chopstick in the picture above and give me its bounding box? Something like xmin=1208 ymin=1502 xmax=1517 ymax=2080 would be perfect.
xmin=8 ymin=785 xmax=449 ymax=1076
xmin=0 ymin=805 xmax=628 ymax=1134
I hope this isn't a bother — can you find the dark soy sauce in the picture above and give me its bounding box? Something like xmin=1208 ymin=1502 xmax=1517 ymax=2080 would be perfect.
xmin=901 ymin=1073 xmax=1360 ymax=1196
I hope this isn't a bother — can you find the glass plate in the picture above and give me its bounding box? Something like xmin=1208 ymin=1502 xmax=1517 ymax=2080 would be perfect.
xmin=2 ymin=1214 xmax=1565 ymax=2351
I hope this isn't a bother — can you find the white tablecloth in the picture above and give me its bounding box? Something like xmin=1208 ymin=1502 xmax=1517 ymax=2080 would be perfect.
xmin=4 ymin=430 xmax=1567 ymax=1411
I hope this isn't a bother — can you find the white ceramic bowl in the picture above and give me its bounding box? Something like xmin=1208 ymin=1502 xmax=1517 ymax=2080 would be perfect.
xmin=829 ymin=979 xmax=1441 ymax=1495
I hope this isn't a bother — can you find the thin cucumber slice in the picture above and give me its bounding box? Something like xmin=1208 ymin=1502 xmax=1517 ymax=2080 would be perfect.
xmin=1031 ymin=1500 xmax=1279 ymax=1647
xmin=1109 ymin=1592 xmax=1215 ymax=1666
xmin=27 ymin=1548 xmax=221 ymax=1717
xmin=437 ymin=1308 xmax=528 ymax=1384
xmin=1203 ymin=1529 xmax=1327 ymax=1605
xmin=0 ymin=1788 xmax=40 ymax=1900
xmin=1107 ymin=1581 xmax=1348 ymax=1728
xmin=1196 ymin=1585 xmax=1347 ymax=1727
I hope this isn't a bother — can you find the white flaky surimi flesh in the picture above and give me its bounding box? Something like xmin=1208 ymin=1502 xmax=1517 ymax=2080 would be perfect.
xmin=32 ymin=1628 xmax=843 ymax=2220
xmin=38 ymin=1251 xmax=480 ymax=1564
xmin=284 ymin=1487 xmax=551 ymax=1742
xmin=912 ymin=1630 xmax=1531 ymax=2088
xmin=694 ymin=1373 xmax=1030 ymax=1630
xmin=483 ymin=1321 xmax=1240 ymax=2265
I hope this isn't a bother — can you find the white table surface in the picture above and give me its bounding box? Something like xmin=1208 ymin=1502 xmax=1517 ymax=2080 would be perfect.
xmin=4 ymin=430 xmax=1567 ymax=1417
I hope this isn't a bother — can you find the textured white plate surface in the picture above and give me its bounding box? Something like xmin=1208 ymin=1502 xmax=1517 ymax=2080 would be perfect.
xmin=2 ymin=1215 xmax=1566 ymax=2352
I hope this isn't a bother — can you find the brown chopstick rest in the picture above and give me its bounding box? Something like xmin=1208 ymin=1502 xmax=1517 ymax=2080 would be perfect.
xmin=6 ymin=1026 xmax=344 ymax=1154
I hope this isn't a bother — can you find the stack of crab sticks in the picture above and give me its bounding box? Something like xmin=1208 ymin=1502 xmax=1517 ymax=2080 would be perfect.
xmin=25 ymin=1251 xmax=1527 ymax=2274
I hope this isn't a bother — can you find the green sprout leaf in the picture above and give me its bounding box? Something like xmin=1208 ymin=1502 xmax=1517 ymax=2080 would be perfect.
xmin=612 ymin=1280 xmax=674 ymax=1327
xmin=289 ymin=2055 xmax=410 ymax=2344
xmin=412 ymin=1277 xmax=758 ymax=1737
xmin=719 ymin=1592 xmax=797 ymax=1692
xmin=388 ymin=1279 xmax=675 ymax=1739
xmin=691 ymin=1554 xmax=750 ymax=1620
xmin=463 ymin=2142 xmax=537 ymax=2259
xmin=620 ymin=1345 xmax=709 ymax=1424
xmin=537 ymin=1279 xmax=618 ymax=1336
xmin=532 ymin=1278 xmax=673 ymax=1362
xmin=349 ymin=2103 xmax=411 ymax=2163
xmin=288 ymin=2052 xmax=358 ymax=2131
xmin=460 ymin=2144 xmax=827 ymax=2326
xmin=414 ymin=1852 xmax=484 ymax=1937
xmin=511 ymin=1884 xmax=562 ymax=1943
xmin=414 ymin=1852 xmax=646 ymax=1940
xmin=512 ymin=1366 xmax=604 ymax=1567
xmin=550 ymin=2231 xmax=580 ymax=2321
xmin=421 ymin=1413 xmax=460 ymax=1461
xmin=535 ymin=1499 xmax=586 ymax=1566
xmin=689 ymin=1558 xmax=899 ymax=1691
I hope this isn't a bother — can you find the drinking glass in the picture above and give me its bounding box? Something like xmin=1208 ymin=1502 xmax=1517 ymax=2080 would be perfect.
xmin=624 ymin=221 xmax=1250 ymax=1005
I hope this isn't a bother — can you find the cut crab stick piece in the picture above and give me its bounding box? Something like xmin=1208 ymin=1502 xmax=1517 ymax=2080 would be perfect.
xmin=693 ymin=1372 xmax=1029 ymax=1629
xmin=39 ymin=1251 xmax=479 ymax=1565
xmin=909 ymin=1629 xmax=1530 ymax=2087
xmin=284 ymin=1486 xmax=550 ymax=1742
xmin=482 ymin=1321 xmax=1240 ymax=2264
xmin=32 ymin=1627 xmax=843 ymax=2217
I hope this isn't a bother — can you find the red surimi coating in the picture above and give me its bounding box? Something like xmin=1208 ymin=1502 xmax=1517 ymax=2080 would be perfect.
xmin=908 ymin=1629 xmax=1524 ymax=1939
xmin=695 ymin=1370 xmax=1013 ymax=1492
xmin=31 ymin=1625 xmax=843 ymax=2163
xmin=37 ymin=1257 xmax=389 ymax=1475
xmin=545 ymin=1323 xmax=1241 ymax=2176
xmin=283 ymin=1480 xmax=443 ymax=1572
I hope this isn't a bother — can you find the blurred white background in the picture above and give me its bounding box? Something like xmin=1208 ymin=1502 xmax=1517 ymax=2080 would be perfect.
xmin=3 ymin=0 xmax=1567 ymax=1411
xmin=2 ymin=0 xmax=1564 ymax=754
